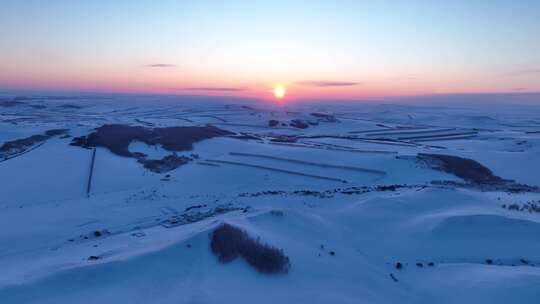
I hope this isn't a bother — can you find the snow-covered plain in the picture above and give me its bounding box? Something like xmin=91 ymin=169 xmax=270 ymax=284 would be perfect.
xmin=0 ymin=93 xmax=539 ymax=303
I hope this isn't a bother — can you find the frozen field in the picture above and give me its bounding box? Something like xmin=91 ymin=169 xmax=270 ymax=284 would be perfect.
xmin=1 ymin=93 xmax=540 ymax=303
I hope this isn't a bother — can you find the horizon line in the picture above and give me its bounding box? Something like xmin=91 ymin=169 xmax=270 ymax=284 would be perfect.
xmin=1 ymin=87 xmax=540 ymax=103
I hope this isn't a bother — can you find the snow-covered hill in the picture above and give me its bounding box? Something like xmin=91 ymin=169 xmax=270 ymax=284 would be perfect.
xmin=1 ymin=94 xmax=539 ymax=303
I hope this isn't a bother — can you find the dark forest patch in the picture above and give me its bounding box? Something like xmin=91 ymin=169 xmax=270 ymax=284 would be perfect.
xmin=45 ymin=129 xmax=68 ymax=137
xmin=0 ymin=135 xmax=48 ymax=155
xmin=0 ymin=128 xmax=69 ymax=160
xmin=70 ymin=124 xmax=232 ymax=173
xmin=310 ymin=113 xmax=339 ymax=122
xmin=290 ymin=119 xmax=309 ymax=129
xmin=138 ymin=154 xmax=193 ymax=173
xmin=71 ymin=124 xmax=232 ymax=157
xmin=418 ymin=153 xmax=538 ymax=192
xmin=268 ymin=120 xmax=280 ymax=127
xmin=211 ymin=223 xmax=290 ymax=274
xmin=417 ymin=153 xmax=503 ymax=184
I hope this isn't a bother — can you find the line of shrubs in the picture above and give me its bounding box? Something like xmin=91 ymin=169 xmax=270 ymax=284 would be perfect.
xmin=502 ymin=201 xmax=540 ymax=213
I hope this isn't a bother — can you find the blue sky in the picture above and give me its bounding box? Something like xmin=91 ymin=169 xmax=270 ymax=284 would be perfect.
xmin=1 ymin=0 xmax=539 ymax=99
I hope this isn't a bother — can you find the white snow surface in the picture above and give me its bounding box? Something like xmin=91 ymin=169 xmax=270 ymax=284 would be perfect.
xmin=1 ymin=94 xmax=540 ymax=303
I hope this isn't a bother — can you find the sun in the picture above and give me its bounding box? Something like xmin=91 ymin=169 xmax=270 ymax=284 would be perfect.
xmin=272 ymin=84 xmax=287 ymax=99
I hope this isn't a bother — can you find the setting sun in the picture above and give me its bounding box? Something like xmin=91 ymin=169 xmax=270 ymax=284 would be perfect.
xmin=273 ymin=84 xmax=287 ymax=99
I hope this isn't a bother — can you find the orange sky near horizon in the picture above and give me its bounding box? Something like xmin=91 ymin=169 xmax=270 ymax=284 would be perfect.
xmin=1 ymin=1 xmax=539 ymax=100
xmin=2 ymin=66 xmax=536 ymax=101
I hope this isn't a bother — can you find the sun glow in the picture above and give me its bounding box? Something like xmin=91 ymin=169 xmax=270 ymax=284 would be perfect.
xmin=272 ymin=84 xmax=287 ymax=99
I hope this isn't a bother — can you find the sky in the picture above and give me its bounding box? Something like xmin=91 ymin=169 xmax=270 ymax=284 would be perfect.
xmin=1 ymin=0 xmax=539 ymax=100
